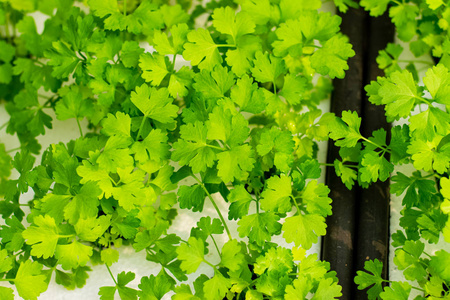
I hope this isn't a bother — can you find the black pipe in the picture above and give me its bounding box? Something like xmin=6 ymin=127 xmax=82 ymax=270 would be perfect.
xmin=354 ymin=11 xmax=394 ymax=299
xmin=322 ymin=6 xmax=367 ymax=299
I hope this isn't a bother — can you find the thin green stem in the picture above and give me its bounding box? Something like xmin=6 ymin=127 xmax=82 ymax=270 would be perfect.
xmin=360 ymin=136 xmax=391 ymax=153
xmin=203 ymin=259 xmax=216 ymax=269
xmin=106 ymin=264 xmax=118 ymax=286
xmin=78 ymin=51 xmax=87 ymax=61
xmin=290 ymin=196 xmax=301 ymax=214
xmin=123 ymin=0 xmax=127 ymax=16
xmin=136 ymin=116 xmax=147 ymax=141
xmin=0 ymin=278 xmax=15 ymax=282
xmin=416 ymin=96 xmax=432 ymax=106
xmin=76 ymin=118 xmax=83 ymax=137
xmin=216 ymin=44 xmax=236 ymax=48
xmin=410 ymin=286 xmax=426 ymax=292
xmin=6 ymin=147 xmax=21 ymax=153
xmin=172 ymin=54 xmax=177 ymax=67
xmin=423 ymin=251 xmax=432 ymax=258
xmin=0 ymin=121 xmax=8 ymax=131
xmin=273 ymin=81 xmax=277 ymax=96
xmin=4 ymin=12 xmax=10 ymax=41
xmin=319 ymin=163 xmax=335 ymax=167
xmin=206 ymin=144 xmax=223 ymax=151
xmin=382 ymin=279 xmax=424 ymax=293
xmin=398 ymin=59 xmax=433 ymax=66
xmin=58 ymin=234 xmax=75 ymax=238
xmin=255 ymin=190 xmax=260 ymax=214
xmin=33 ymin=59 xmax=45 ymax=67
xmin=13 ymin=249 xmax=25 ymax=257
xmin=210 ymin=235 xmax=221 ymax=257
xmin=192 ymin=174 xmax=232 ymax=240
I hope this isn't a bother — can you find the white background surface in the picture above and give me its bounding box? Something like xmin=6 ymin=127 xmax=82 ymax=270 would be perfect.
xmin=2 ymin=2 xmax=449 ymax=299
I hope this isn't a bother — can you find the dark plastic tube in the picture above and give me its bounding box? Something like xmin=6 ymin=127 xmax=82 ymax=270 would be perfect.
xmin=354 ymin=11 xmax=394 ymax=299
xmin=322 ymin=7 xmax=367 ymax=299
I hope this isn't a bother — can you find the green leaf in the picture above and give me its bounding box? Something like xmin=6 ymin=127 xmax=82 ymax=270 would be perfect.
xmin=226 ymin=35 xmax=262 ymax=76
xmin=197 ymin=216 xmax=224 ymax=236
xmin=284 ymin=276 xmax=310 ymax=299
xmin=176 ymin=237 xmax=205 ymax=274
xmin=251 ymin=51 xmax=286 ymax=84
xmin=282 ymin=213 xmax=326 ymax=250
xmin=360 ymin=0 xmax=390 ymax=16
xmin=429 ymin=250 xmax=450 ymax=281
xmin=360 ymin=152 xmax=394 ymax=184
xmin=172 ymin=121 xmax=217 ymax=173
xmin=75 ymin=216 xmax=111 ymax=242
xmin=376 ymin=43 xmax=403 ymax=75
xmin=55 ymin=240 xmax=93 ymax=270
xmin=64 ymin=181 xmax=101 ymax=224
xmin=121 ymin=41 xmax=144 ymax=68
xmin=329 ymin=110 xmax=362 ymax=147
xmin=310 ymin=35 xmax=355 ymax=79
xmin=410 ymin=106 xmax=450 ymax=141
xmin=423 ymin=64 xmax=450 ymax=105
xmin=260 ymin=175 xmax=292 ymax=214
xmin=272 ymin=19 xmax=304 ymax=58
xmin=334 ymin=160 xmax=357 ymax=189
xmin=55 ymin=88 xmax=93 ymax=121
xmin=301 ymin=180 xmax=332 ymax=216
xmin=138 ymin=269 xmax=174 ymax=300
xmin=228 ymin=185 xmax=253 ymax=220
xmin=183 ymin=29 xmax=222 ymax=70
xmin=160 ymin=4 xmax=189 ymax=28
xmin=354 ymin=259 xmax=384 ymax=300
xmin=216 ymin=144 xmax=255 ymax=183
xmin=390 ymin=125 xmax=410 ymax=164
xmin=312 ymin=277 xmax=342 ymax=299
xmin=0 ymin=287 xmax=14 ymax=300
xmin=239 ymin=0 xmax=277 ymax=25
xmin=44 ymin=41 xmax=80 ymax=79
xmin=231 ymin=75 xmax=265 ymax=114
xmin=130 ymin=85 xmax=178 ymax=124
xmin=193 ymin=65 xmax=235 ymax=99
xmin=380 ymin=282 xmax=411 ymax=300
xmin=140 ymin=53 xmax=169 ymax=86
xmin=153 ymin=23 xmax=189 ymax=55
xmin=101 ymin=248 xmax=120 ymax=267
xmin=378 ymin=70 xmax=421 ymax=121
xmin=407 ymin=134 xmax=450 ymax=174
xmin=15 ymin=260 xmax=48 ymax=300
xmin=212 ymin=7 xmax=255 ymax=43
xmin=238 ymin=212 xmax=282 ymax=246
xmin=0 ymin=249 xmax=12 ymax=273
xmin=206 ymin=104 xmax=248 ymax=147
xmin=254 ymin=247 xmax=294 ymax=275
xmin=203 ymin=272 xmax=232 ymax=300
xmin=178 ymin=184 xmax=206 ymax=212
xmin=99 ymin=271 xmax=138 ymax=300
xmin=132 ymin=129 xmax=170 ymax=165
xmin=393 ymin=240 xmax=427 ymax=282
xmin=0 ymin=144 xmax=12 ymax=179
xmin=102 ymin=112 xmax=131 ymax=138
xmin=256 ymin=127 xmax=295 ymax=173
xmin=22 ymin=215 xmax=61 ymax=259
xmin=220 ymin=239 xmax=245 ymax=272
xmin=391 ymin=171 xmax=436 ymax=208
xmin=280 ymin=74 xmax=308 ymax=106
xmin=168 ymin=66 xmax=194 ymax=98
xmin=427 ymin=0 xmax=444 ymax=10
